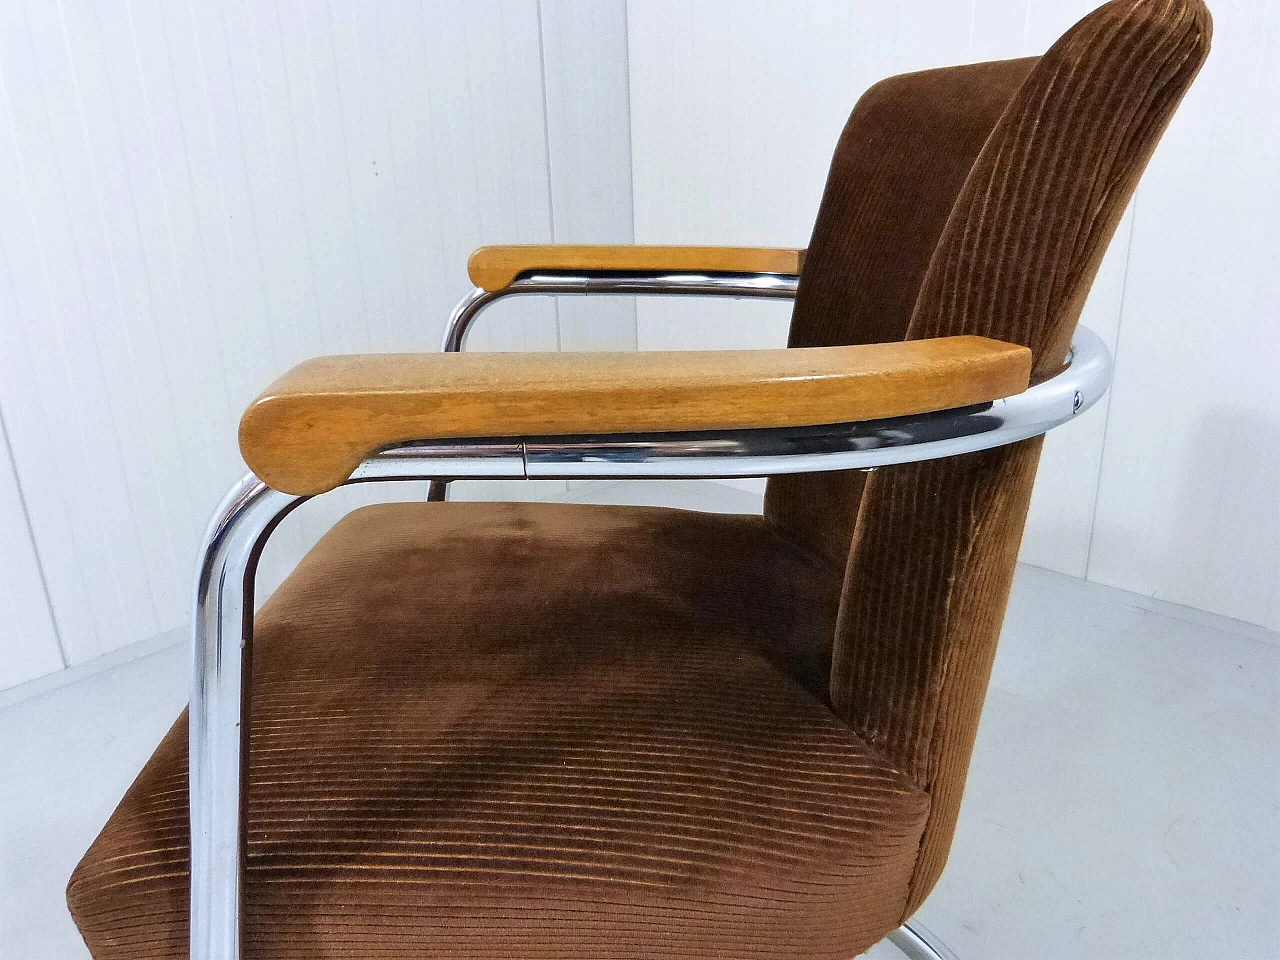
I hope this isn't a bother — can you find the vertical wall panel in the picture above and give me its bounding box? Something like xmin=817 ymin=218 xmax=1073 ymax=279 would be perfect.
xmin=0 ymin=0 xmax=163 ymax=662
xmin=539 ymin=0 xmax=636 ymax=351
xmin=0 ymin=414 xmax=61 ymax=692
xmin=0 ymin=0 xmax=572 ymax=685
xmin=628 ymin=0 xmax=866 ymax=355
xmin=1088 ymin=0 xmax=1280 ymax=631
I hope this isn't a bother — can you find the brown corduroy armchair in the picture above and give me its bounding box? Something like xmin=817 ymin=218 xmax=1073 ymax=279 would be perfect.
xmin=67 ymin=2 xmax=1210 ymax=959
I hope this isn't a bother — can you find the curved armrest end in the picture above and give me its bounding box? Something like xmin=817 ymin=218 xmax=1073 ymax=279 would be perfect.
xmin=240 ymin=394 xmax=373 ymax=498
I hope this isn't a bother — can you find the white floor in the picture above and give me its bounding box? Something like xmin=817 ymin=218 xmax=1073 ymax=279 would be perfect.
xmin=2 ymin=481 xmax=1277 ymax=960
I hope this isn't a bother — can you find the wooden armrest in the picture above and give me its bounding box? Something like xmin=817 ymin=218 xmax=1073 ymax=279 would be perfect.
xmin=239 ymin=338 xmax=1030 ymax=496
xmin=468 ymin=245 xmax=806 ymax=292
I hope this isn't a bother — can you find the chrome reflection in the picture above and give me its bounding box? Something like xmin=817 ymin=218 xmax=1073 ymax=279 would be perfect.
xmin=523 ymin=326 xmax=1110 ymax=478
xmin=441 ymin=270 xmax=801 ymax=352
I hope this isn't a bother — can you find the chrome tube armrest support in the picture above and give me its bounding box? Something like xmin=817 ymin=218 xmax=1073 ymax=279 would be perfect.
xmin=441 ymin=270 xmax=801 ymax=352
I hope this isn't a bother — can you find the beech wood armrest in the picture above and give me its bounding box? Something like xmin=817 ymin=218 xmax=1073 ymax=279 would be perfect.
xmin=239 ymin=338 xmax=1030 ymax=496
xmin=467 ymin=245 xmax=806 ymax=292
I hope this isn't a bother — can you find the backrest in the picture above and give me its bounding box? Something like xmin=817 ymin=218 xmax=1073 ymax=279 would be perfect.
xmin=764 ymin=0 xmax=1211 ymax=916
xmin=764 ymin=57 xmax=1037 ymax=563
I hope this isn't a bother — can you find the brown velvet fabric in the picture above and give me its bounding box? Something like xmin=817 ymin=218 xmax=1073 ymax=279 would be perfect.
xmin=764 ymin=56 xmax=1038 ymax=565
xmin=69 ymin=503 xmax=930 ymax=959
xmin=70 ymin=1 xmax=1211 ymax=955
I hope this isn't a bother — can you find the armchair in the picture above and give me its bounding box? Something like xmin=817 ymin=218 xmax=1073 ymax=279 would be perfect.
xmin=67 ymin=2 xmax=1210 ymax=959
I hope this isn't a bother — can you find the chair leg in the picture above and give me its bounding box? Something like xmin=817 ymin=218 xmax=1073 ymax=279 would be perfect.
xmin=190 ymin=475 xmax=302 ymax=960
xmin=885 ymin=920 xmax=960 ymax=960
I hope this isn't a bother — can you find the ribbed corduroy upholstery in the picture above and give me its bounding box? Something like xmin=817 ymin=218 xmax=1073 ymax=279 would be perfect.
xmin=763 ymin=57 xmax=1038 ymax=565
xmin=69 ymin=1 xmax=1211 ymax=956
xmin=69 ymin=503 xmax=931 ymax=959
xmin=775 ymin=0 xmax=1211 ymax=917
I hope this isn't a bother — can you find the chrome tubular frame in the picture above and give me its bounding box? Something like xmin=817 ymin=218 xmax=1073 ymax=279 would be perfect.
xmin=887 ymin=920 xmax=963 ymax=960
xmin=189 ymin=269 xmax=1111 ymax=960
xmin=190 ymin=447 xmax=524 ymax=960
xmin=190 ymin=476 xmax=303 ymax=960
xmin=440 ymin=270 xmax=802 ymax=353
xmin=524 ymin=325 xmax=1108 ymax=479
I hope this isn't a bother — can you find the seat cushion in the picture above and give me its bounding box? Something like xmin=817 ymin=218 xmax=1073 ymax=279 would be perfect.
xmin=69 ymin=501 xmax=929 ymax=960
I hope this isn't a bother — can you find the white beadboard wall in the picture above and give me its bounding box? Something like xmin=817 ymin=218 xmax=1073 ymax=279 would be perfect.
xmin=627 ymin=0 xmax=1278 ymax=633
xmin=1085 ymin=0 xmax=1280 ymax=632
xmin=0 ymin=413 xmax=62 ymax=690
xmin=0 ymin=0 xmax=634 ymax=689
xmin=0 ymin=1 xmax=1274 ymax=694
